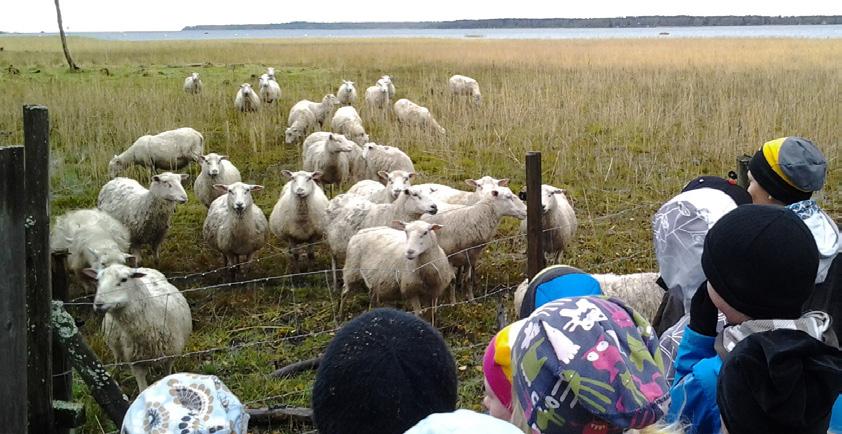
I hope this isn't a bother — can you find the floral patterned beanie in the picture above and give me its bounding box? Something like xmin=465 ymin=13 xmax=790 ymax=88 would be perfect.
xmin=121 ymin=373 xmax=249 ymax=434
xmin=512 ymin=296 xmax=669 ymax=434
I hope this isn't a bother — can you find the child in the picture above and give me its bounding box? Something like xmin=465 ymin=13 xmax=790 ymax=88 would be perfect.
xmin=482 ymin=319 xmax=526 ymax=420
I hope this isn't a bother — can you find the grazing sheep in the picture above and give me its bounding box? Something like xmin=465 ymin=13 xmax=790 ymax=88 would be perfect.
xmin=108 ymin=127 xmax=204 ymax=178
xmin=202 ymin=182 xmax=269 ymax=272
xmin=269 ymin=170 xmax=328 ymax=272
xmin=341 ymin=220 xmax=454 ymax=316
xmin=87 ymin=264 xmax=192 ymax=391
xmin=51 ymin=209 xmax=132 ymax=292
xmin=183 ymin=72 xmax=202 ymax=94
xmin=360 ymin=143 xmax=415 ymax=183
xmin=393 ymin=98 xmax=445 ymax=135
xmin=422 ymin=187 xmax=526 ymax=301
xmin=290 ymin=94 xmax=340 ymax=128
xmin=347 ymin=170 xmax=415 ymax=204
xmin=519 ymin=184 xmax=577 ymax=263
xmin=376 ymin=75 xmax=395 ymax=99
xmin=97 ymin=173 xmax=189 ymax=263
xmin=448 ymin=74 xmax=481 ymax=105
xmin=234 ymin=83 xmax=260 ymax=112
xmin=331 ymin=106 xmax=369 ymax=146
xmin=193 ymin=153 xmax=242 ymax=208
xmin=258 ymin=74 xmax=281 ymax=104
xmin=303 ymin=133 xmax=356 ymax=187
xmin=364 ymin=82 xmax=390 ymax=110
xmin=265 ymin=67 xmax=276 ymax=81
xmin=337 ymin=80 xmax=357 ymax=105
xmin=285 ymin=104 xmax=319 ymax=144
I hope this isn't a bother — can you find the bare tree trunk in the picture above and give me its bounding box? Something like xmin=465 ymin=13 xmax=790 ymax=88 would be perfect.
xmin=54 ymin=0 xmax=79 ymax=70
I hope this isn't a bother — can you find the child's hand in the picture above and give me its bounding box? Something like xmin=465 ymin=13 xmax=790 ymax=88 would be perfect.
xmin=689 ymin=282 xmax=718 ymax=336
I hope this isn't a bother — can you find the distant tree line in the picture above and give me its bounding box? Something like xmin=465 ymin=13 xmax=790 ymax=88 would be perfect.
xmin=183 ymin=15 xmax=842 ymax=31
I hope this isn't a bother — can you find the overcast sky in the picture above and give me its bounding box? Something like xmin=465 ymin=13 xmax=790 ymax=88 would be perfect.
xmin=4 ymin=0 xmax=841 ymax=32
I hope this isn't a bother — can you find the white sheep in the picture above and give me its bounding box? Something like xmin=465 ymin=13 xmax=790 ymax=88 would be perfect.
xmin=108 ymin=127 xmax=204 ymax=178
xmin=290 ymin=94 xmax=340 ymax=128
xmin=376 ymin=75 xmax=396 ymax=99
xmin=519 ymin=184 xmax=577 ymax=263
xmin=97 ymin=173 xmax=189 ymax=263
xmin=417 ymin=176 xmax=508 ymax=206
xmin=337 ymin=80 xmax=357 ymax=105
xmin=448 ymin=74 xmax=481 ymax=105
xmin=422 ymin=187 xmax=526 ymax=301
xmin=234 ymin=83 xmax=260 ymax=112
xmin=364 ymin=81 xmax=390 ymax=110
xmin=51 ymin=208 xmax=132 ymax=292
xmin=183 ymin=72 xmax=202 ymax=94
xmin=193 ymin=153 xmax=242 ymax=208
xmin=266 ymin=67 xmax=276 ymax=81
xmin=285 ymin=104 xmax=319 ymax=144
xmin=202 ymin=182 xmax=269 ymax=271
xmin=86 ymin=264 xmax=192 ymax=391
xmin=258 ymin=74 xmax=281 ymax=104
xmin=331 ymin=105 xmax=369 ymax=146
xmin=394 ymin=98 xmax=445 ymax=135
xmin=303 ymin=133 xmax=356 ymax=187
xmin=268 ymin=170 xmax=329 ymax=272
xmin=347 ymin=170 xmax=415 ymax=204
xmin=360 ymin=143 xmax=415 ymax=183
xmin=341 ymin=220 xmax=454 ymax=316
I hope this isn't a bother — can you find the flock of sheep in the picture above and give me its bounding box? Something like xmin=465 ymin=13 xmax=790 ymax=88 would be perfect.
xmin=50 ymin=66 xmax=653 ymax=391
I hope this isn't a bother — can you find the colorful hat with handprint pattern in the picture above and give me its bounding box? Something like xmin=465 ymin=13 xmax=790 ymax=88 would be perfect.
xmin=512 ymin=296 xmax=669 ymax=434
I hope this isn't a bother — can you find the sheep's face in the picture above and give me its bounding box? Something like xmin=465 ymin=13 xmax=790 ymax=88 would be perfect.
xmin=379 ymin=170 xmax=415 ymax=200
xmin=285 ymin=127 xmax=303 ymax=144
xmin=191 ymin=72 xmax=199 ymax=80
xmin=349 ymin=129 xmax=369 ymax=146
xmin=466 ymin=176 xmax=509 ymax=195
xmin=240 ymin=84 xmax=253 ymax=96
xmin=150 ymin=172 xmax=189 ymax=204
xmin=394 ymin=220 xmax=442 ymax=260
xmin=324 ymin=94 xmax=340 ymax=106
xmin=200 ymin=153 xmax=226 ymax=178
xmin=326 ymin=134 xmax=354 ymax=153
xmin=473 ymin=93 xmax=482 ymax=106
xmin=403 ymin=187 xmax=438 ymax=216
xmin=215 ymin=182 xmax=263 ymax=217
xmin=283 ymin=170 xmax=321 ymax=198
xmin=85 ymin=247 xmax=131 ymax=271
xmin=107 ymin=155 xmax=124 ymax=178
xmin=490 ymin=188 xmax=527 ymax=220
xmin=91 ymin=264 xmax=146 ymax=313
xmin=361 ymin=143 xmax=376 ymax=159
xmin=541 ymin=185 xmax=565 ymax=214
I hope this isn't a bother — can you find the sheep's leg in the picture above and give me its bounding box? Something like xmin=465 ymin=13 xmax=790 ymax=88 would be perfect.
xmin=289 ymin=245 xmax=300 ymax=275
xmin=330 ymin=255 xmax=340 ymax=293
xmin=306 ymin=244 xmax=316 ymax=272
xmin=130 ymin=245 xmax=143 ymax=267
xmin=131 ymin=364 xmax=149 ymax=392
xmin=409 ymin=296 xmax=423 ymax=317
xmin=467 ymin=265 xmax=476 ymax=300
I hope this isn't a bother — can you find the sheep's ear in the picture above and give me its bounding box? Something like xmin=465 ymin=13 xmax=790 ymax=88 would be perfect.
xmin=407 ymin=172 xmax=416 ymax=180
xmin=250 ymin=185 xmax=264 ymax=193
xmin=465 ymin=179 xmax=478 ymax=188
xmin=81 ymin=268 xmax=98 ymax=281
xmin=130 ymin=271 xmax=146 ymax=279
xmin=491 ymin=190 xmax=500 ymax=197
xmin=213 ymin=184 xmax=228 ymax=193
xmin=327 ymin=133 xmax=335 ymax=141
xmin=281 ymin=170 xmax=293 ymax=178
xmin=152 ymin=175 xmax=161 ymax=182
xmin=391 ymin=220 xmax=406 ymax=230
xmin=497 ymin=178 xmax=510 ymax=187
xmin=220 ymin=155 xmax=229 ymax=161
xmin=430 ymin=224 xmax=444 ymax=232
xmin=199 ymin=155 xmax=207 ymax=163
xmin=552 ymin=188 xmax=563 ymax=195
xmin=180 ymin=174 xmax=190 ymax=181
xmin=377 ymin=170 xmax=389 ymax=181
xmin=311 ymin=171 xmax=323 ymax=181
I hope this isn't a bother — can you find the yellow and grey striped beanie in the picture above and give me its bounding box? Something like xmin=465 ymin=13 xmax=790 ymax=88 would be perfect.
xmin=748 ymin=137 xmax=827 ymax=204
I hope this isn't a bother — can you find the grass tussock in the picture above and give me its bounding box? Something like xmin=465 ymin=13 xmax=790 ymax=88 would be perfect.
xmin=0 ymin=36 xmax=839 ymax=433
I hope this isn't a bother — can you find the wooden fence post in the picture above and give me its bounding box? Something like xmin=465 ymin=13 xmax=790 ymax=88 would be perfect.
xmin=0 ymin=145 xmax=28 ymax=432
xmin=526 ymin=152 xmax=544 ymax=280
xmin=735 ymin=154 xmax=752 ymax=189
xmin=24 ymin=105 xmax=54 ymax=434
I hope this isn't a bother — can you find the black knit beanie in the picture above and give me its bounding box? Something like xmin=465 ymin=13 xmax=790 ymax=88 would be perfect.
xmin=718 ymin=329 xmax=842 ymax=434
xmin=701 ymin=205 xmax=819 ymax=319
xmin=312 ymin=308 xmax=458 ymax=434
xmin=748 ymin=137 xmax=827 ymax=205
xmin=681 ymin=175 xmax=752 ymax=205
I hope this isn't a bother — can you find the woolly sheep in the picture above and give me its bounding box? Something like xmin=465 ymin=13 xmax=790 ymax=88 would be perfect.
xmin=269 ymin=170 xmax=329 ymax=272
xmin=88 ymin=264 xmax=192 ymax=391
xmin=519 ymin=184 xmax=577 ymax=263
xmin=422 ymin=187 xmax=526 ymax=301
xmin=364 ymin=81 xmax=390 ymax=110
xmin=302 ymin=132 xmax=366 ymax=182
xmin=97 ymin=173 xmax=189 ymax=263
xmin=360 ymin=143 xmax=414 ymax=183
xmin=108 ymin=127 xmax=204 ymax=178
xmin=303 ymin=133 xmax=356 ymax=187
xmin=183 ymin=72 xmax=202 ymax=94
xmin=341 ymin=220 xmax=454 ymax=316
xmin=258 ymin=74 xmax=281 ymax=104
xmin=291 ymin=94 xmax=340 ymax=128
xmin=347 ymin=170 xmax=415 ymax=204
xmin=193 ymin=153 xmax=242 ymax=208
xmin=51 ymin=208 xmax=132 ymax=292
xmin=331 ymin=106 xmax=369 ymax=146
xmin=265 ymin=66 xmax=276 ymax=81
xmin=285 ymin=104 xmax=319 ymax=144
xmin=203 ymin=182 xmax=269 ymax=270
xmin=393 ymin=98 xmax=445 ymax=135
xmin=376 ymin=75 xmax=395 ymax=99
xmin=234 ymin=83 xmax=260 ymax=112
xmin=337 ymin=80 xmax=357 ymax=106
xmin=417 ymin=176 xmax=509 ymax=205
xmin=448 ymin=74 xmax=481 ymax=105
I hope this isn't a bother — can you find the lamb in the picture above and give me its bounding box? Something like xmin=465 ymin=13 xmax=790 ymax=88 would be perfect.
xmin=87 ymin=264 xmax=192 ymax=391
xmin=303 ymin=133 xmax=356 ymax=187
xmin=519 ymin=184 xmax=577 ymax=263
xmin=183 ymin=72 xmax=202 ymax=94
xmin=337 ymin=80 xmax=357 ymax=105
xmin=51 ymin=208 xmax=132 ymax=292
xmin=108 ymin=127 xmax=204 ymax=178
xmin=234 ymin=83 xmax=260 ymax=112
xmin=97 ymin=173 xmax=189 ymax=263
xmin=393 ymin=98 xmax=445 ymax=135
xmin=364 ymin=81 xmax=390 ymax=110
xmin=202 ymin=182 xmax=269 ymax=272
xmin=285 ymin=104 xmax=319 ymax=144
xmin=448 ymin=74 xmax=481 ymax=105
xmin=376 ymin=75 xmax=395 ymax=99
xmin=331 ymin=106 xmax=369 ymax=146
xmin=360 ymin=143 xmax=415 ymax=182
xmin=341 ymin=220 xmax=454 ymax=316
xmin=347 ymin=170 xmax=415 ymax=204
xmin=268 ymin=170 xmax=329 ymax=272
xmin=422 ymin=187 xmax=526 ymax=301
xmin=193 ymin=153 xmax=242 ymax=208
xmin=258 ymin=74 xmax=281 ymax=104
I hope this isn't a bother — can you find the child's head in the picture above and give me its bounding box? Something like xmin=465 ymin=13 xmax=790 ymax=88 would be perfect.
xmin=516 ymin=266 xmax=602 ymax=319
xmin=482 ymin=320 xmax=525 ymax=420
xmin=747 ymin=137 xmax=826 ymax=205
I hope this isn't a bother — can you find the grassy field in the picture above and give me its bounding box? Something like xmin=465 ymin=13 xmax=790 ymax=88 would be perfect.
xmin=0 ymin=36 xmax=840 ymax=433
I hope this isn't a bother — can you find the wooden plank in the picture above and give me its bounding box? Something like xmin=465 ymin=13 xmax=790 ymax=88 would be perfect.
xmin=0 ymin=145 xmax=28 ymax=432
xmin=525 ymin=152 xmax=545 ymax=280
xmin=736 ymin=154 xmax=752 ymax=189
xmin=51 ymin=251 xmax=73 ymax=433
xmin=246 ymin=407 xmax=313 ymax=425
xmin=24 ymin=105 xmax=54 ymax=434
xmin=53 ymin=400 xmax=85 ymax=428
